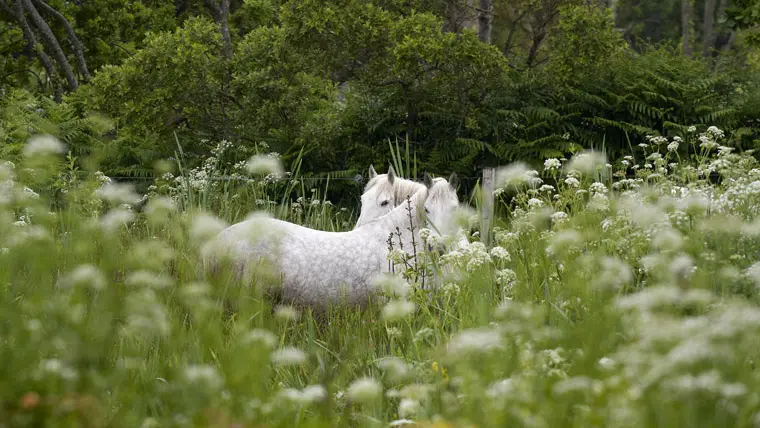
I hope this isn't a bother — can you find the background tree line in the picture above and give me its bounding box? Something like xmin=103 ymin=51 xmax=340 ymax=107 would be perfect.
xmin=1 ymin=0 xmax=760 ymax=195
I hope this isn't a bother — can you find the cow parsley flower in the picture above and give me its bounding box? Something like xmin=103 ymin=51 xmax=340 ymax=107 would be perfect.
xmin=544 ymin=158 xmax=562 ymax=171
xmin=551 ymin=211 xmax=568 ymax=224
xmin=490 ymin=246 xmax=511 ymax=262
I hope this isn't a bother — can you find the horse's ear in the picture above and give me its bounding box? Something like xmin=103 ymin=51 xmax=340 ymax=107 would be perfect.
xmin=448 ymin=172 xmax=459 ymax=190
xmin=369 ymin=165 xmax=377 ymax=180
xmin=387 ymin=165 xmax=396 ymax=184
xmin=423 ymin=172 xmax=434 ymax=189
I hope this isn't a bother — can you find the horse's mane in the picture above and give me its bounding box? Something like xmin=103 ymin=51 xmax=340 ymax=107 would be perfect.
xmin=363 ymin=174 xmax=425 ymax=206
xmin=393 ymin=178 xmax=426 ymax=205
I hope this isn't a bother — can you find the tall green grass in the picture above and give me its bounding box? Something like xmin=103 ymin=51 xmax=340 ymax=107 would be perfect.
xmin=3 ymin=127 xmax=760 ymax=427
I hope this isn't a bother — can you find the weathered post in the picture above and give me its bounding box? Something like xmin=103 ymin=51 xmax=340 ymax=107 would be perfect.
xmin=481 ymin=167 xmax=496 ymax=246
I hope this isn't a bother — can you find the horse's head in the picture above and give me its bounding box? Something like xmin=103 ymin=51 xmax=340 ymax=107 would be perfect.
xmin=355 ymin=165 xmax=425 ymax=229
xmin=420 ymin=172 xmax=468 ymax=251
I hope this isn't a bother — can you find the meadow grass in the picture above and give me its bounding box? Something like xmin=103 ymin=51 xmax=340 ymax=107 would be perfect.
xmin=3 ymin=128 xmax=760 ymax=427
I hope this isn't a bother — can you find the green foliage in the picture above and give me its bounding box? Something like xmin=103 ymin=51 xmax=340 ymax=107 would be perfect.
xmin=63 ymin=0 xmax=179 ymax=70
xmin=81 ymin=18 xmax=227 ymax=176
xmin=0 ymin=89 xmax=112 ymax=161
xmin=545 ymin=4 xmax=627 ymax=81
xmin=726 ymin=0 xmax=760 ymax=46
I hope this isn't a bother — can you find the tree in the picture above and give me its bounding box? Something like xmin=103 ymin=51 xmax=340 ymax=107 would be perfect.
xmin=726 ymin=0 xmax=760 ymax=47
xmin=0 ymin=0 xmax=88 ymax=93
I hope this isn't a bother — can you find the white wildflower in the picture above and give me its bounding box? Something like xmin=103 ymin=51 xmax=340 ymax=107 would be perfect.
xmin=490 ymin=246 xmax=511 ymax=262
xmin=371 ymin=273 xmax=411 ymax=298
xmin=190 ymin=213 xmax=228 ymax=243
xmin=24 ymin=135 xmax=66 ymax=157
xmin=668 ymin=141 xmax=679 ymax=152
xmin=546 ymin=230 xmax=583 ymax=256
xmin=527 ymin=198 xmax=543 ymax=209
xmin=242 ymin=328 xmax=278 ymax=348
xmin=246 ymin=155 xmax=284 ymax=177
xmin=589 ymin=182 xmax=608 ymax=194
xmin=125 ymin=270 xmax=174 ymax=289
xmin=447 ymin=327 xmax=503 ymax=357
xmin=184 ymin=364 xmax=223 ymax=390
xmin=594 ymin=257 xmax=632 ymax=291
xmin=566 ymin=150 xmax=607 ymax=174
xmin=100 ymin=208 xmax=135 ymax=233
xmin=706 ymin=126 xmax=725 ymax=138
xmin=271 ymin=347 xmax=307 ymax=366
xmin=347 ymin=377 xmax=383 ymax=404
xmin=145 ymin=197 xmax=176 ymax=222
xmin=398 ymin=398 xmax=421 ymax=418
xmin=279 ymin=385 xmax=327 ymax=405
xmin=652 ymin=228 xmax=683 ymax=252
xmin=418 ymin=228 xmax=431 ymax=241
xmin=58 ymin=264 xmax=107 ymax=290
xmin=552 ymin=377 xmax=600 ymax=396
xmin=495 ymin=162 xmax=530 ymax=188
xmin=670 ymin=254 xmax=696 ymax=280
xmin=274 ymin=305 xmax=300 ymax=322
xmin=388 ymin=248 xmax=409 ymax=264
xmin=495 ymin=269 xmax=518 ymax=288
xmin=551 ymin=211 xmax=568 ymax=224
xmin=564 ymin=177 xmax=580 ymax=188
xmin=377 ymin=357 xmax=410 ymax=382
xmin=382 ymin=300 xmax=417 ymax=322
xmin=442 ymin=282 xmax=460 ymax=297
xmin=95 ymin=182 xmax=141 ymax=206
xmin=544 ymin=158 xmax=562 ymax=171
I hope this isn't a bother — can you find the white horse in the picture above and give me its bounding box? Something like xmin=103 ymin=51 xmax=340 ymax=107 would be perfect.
xmin=355 ymin=165 xmax=426 ymax=228
xmin=210 ymin=173 xmax=462 ymax=308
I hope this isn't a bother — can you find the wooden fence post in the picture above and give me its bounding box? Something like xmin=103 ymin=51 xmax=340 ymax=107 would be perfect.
xmin=481 ymin=167 xmax=495 ymax=246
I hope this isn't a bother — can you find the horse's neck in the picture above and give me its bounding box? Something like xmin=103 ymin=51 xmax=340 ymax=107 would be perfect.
xmin=371 ymin=198 xmax=422 ymax=243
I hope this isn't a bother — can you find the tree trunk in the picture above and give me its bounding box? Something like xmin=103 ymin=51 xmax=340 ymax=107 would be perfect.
xmin=720 ymin=30 xmax=736 ymax=52
xmin=31 ymin=0 xmax=90 ymax=80
xmin=203 ymin=0 xmax=232 ymax=59
xmin=681 ymin=0 xmax=692 ymax=56
xmin=19 ymin=0 xmax=78 ymax=90
xmin=713 ymin=0 xmax=730 ymax=51
xmin=701 ymin=0 xmax=717 ymax=57
xmin=0 ymin=0 xmax=60 ymax=94
xmin=526 ymin=31 xmax=546 ymax=67
xmin=462 ymin=0 xmax=476 ymax=31
xmin=478 ymin=0 xmax=492 ymax=44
